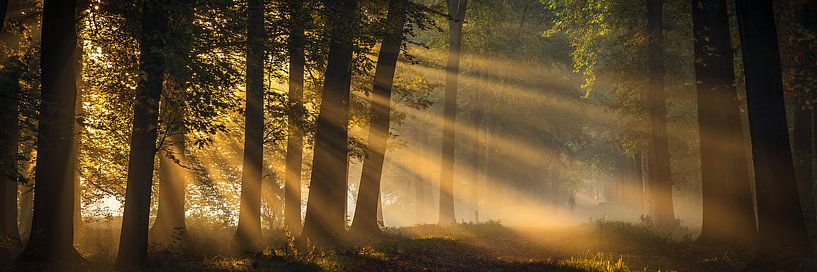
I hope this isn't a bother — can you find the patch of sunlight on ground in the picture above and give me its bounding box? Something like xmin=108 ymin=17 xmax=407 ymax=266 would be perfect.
xmin=207 ymin=257 xmax=253 ymax=270
xmin=558 ymin=253 xmax=629 ymax=272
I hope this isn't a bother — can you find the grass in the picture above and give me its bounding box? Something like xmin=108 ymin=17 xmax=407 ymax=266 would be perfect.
xmin=5 ymin=220 xmax=803 ymax=271
xmin=558 ymin=254 xmax=628 ymax=272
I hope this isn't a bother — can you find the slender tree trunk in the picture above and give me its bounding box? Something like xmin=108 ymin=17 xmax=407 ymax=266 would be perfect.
xmin=150 ymin=0 xmax=192 ymax=247
xmin=18 ymin=0 xmax=81 ymax=263
xmin=72 ymin=44 xmax=84 ymax=246
xmin=645 ymin=0 xmax=675 ymax=228
xmin=284 ymin=0 xmax=306 ymax=235
xmin=439 ymin=0 xmax=467 ymax=226
xmin=735 ymin=0 xmax=812 ymax=261
xmin=18 ymin=178 xmax=32 ymax=244
xmin=632 ymin=154 xmax=643 ymax=209
xmin=350 ymin=0 xmax=406 ymax=235
xmin=470 ymin=82 xmax=484 ymax=223
xmin=301 ymin=0 xmax=357 ymax=244
xmin=235 ymin=0 xmax=265 ymax=250
xmin=691 ymin=0 xmax=757 ymax=248
xmin=117 ymin=0 xmax=168 ymax=265
xmin=414 ymin=122 xmax=426 ymax=224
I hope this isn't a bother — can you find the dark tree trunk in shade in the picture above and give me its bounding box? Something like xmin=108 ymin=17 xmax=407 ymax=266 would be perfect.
xmin=645 ymin=0 xmax=675 ymax=228
xmin=350 ymin=0 xmax=406 ymax=234
xmin=691 ymin=0 xmax=757 ymax=248
xmin=735 ymin=0 xmax=812 ymax=260
xmin=301 ymin=0 xmax=356 ymax=244
xmin=796 ymin=0 xmax=817 ymax=243
xmin=150 ymin=1 xmax=193 ymax=246
xmin=117 ymin=0 xmax=168 ymax=265
xmin=793 ymin=91 xmax=817 ymax=242
xmin=0 ymin=0 xmax=7 ymax=33
xmin=1 ymin=0 xmax=20 ymax=259
xmin=236 ymin=0 xmax=265 ymax=250
xmin=284 ymin=0 xmax=306 ymax=235
xmin=18 ymin=0 xmax=81 ymax=263
xmin=439 ymin=0 xmax=467 ymax=226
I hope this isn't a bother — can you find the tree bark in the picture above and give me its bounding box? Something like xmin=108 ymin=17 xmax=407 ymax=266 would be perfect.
xmin=350 ymin=0 xmax=406 ymax=235
xmin=117 ymin=0 xmax=168 ymax=265
xmin=632 ymin=154 xmax=643 ymax=209
xmin=439 ymin=0 xmax=467 ymax=226
xmin=691 ymin=0 xmax=757 ymax=248
xmin=302 ymin=0 xmax=357 ymax=244
xmin=18 ymin=178 xmax=32 ymax=244
xmin=470 ymin=77 xmax=484 ymax=223
xmin=72 ymin=43 xmax=84 ymax=246
xmin=414 ymin=123 xmax=426 ymax=224
xmin=796 ymin=0 xmax=817 ymax=244
xmin=0 ymin=0 xmax=19 ymax=260
xmin=735 ymin=0 xmax=812 ymax=261
xmin=793 ymin=92 xmax=817 ymax=243
xmin=645 ymin=0 xmax=675 ymax=228
xmin=18 ymin=0 xmax=81 ymax=263
xmin=0 ymin=73 xmax=18 ymax=260
xmin=235 ymin=0 xmax=265 ymax=250
xmin=284 ymin=0 xmax=306 ymax=235
xmin=150 ymin=133 xmax=187 ymax=245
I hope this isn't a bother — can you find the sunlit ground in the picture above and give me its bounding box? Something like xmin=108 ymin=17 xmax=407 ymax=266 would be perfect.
xmin=51 ymin=219 xmax=768 ymax=272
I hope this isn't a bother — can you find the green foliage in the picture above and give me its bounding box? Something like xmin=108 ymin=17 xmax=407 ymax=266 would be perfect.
xmin=544 ymin=0 xmax=702 ymax=193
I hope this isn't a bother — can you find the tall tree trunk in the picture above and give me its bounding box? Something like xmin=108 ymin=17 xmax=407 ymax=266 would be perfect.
xmin=797 ymin=0 xmax=817 ymax=244
xmin=641 ymin=151 xmax=650 ymax=215
xmin=645 ymin=0 xmax=675 ymax=228
xmin=117 ymin=0 xmax=168 ymax=265
xmin=735 ymin=0 xmax=812 ymax=261
xmin=631 ymin=154 xmax=643 ymax=209
xmin=470 ymin=79 xmax=484 ymax=223
xmin=235 ymin=0 xmax=265 ymax=250
xmin=0 ymin=0 xmax=20 ymax=260
xmin=0 ymin=77 xmax=18 ymax=259
xmin=150 ymin=0 xmax=193 ymax=247
xmin=350 ymin=0 xmax=406 ymax=235
xmin=414 ymin=122 xmax=426 ymax=224
xmin=19 ymin=0 xmax=81 ymax=263
xmin=439 ymin=0 xmax=467 ymax=226
xmin=691 ymin=0 xmax=757 ymax=248
xmin=284 ymin=0 xmax=306 ymax=235
xmin=301 ymin=0 xmax=357 ymax=244
xmin=793 ymin=91 xmax=817 ymax=242
xmin=150 ymin=133 xmax=187 ymax=246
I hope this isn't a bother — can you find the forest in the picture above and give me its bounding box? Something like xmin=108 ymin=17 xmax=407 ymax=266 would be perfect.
xmin=1 ymin=0 xmax=817 ymax=271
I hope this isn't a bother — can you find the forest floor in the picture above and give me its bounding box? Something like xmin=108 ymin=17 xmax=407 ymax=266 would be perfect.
xmin=5 ymin=221 xmax=816 ymax=271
